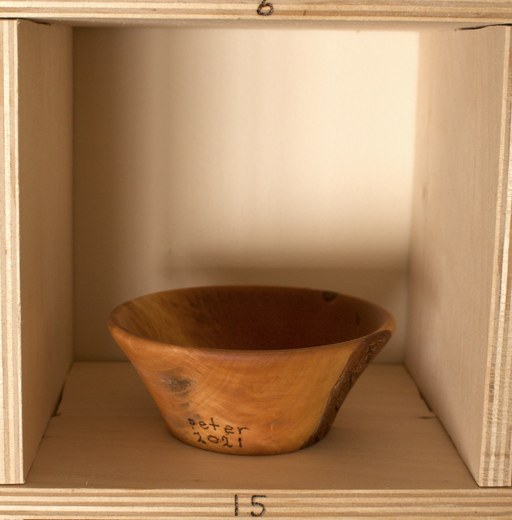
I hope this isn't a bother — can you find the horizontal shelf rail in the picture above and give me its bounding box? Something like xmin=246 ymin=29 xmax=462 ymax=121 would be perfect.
xmin=0 ymin=1 xmax=512 ymax=24
xmin=0 ymin=489 xmax=512 ymax=518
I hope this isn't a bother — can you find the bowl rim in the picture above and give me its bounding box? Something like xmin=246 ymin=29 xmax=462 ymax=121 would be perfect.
xmin=108 ymin=284 xmax=396 ymax=355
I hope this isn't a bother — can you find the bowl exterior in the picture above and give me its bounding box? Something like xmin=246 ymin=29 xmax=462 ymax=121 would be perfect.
xmin=109 ymin=324 xmax=391 ymax=455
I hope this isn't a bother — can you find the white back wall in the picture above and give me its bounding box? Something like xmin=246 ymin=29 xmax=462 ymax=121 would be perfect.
xmin=73 ymin=27 xmax=418 ymax=361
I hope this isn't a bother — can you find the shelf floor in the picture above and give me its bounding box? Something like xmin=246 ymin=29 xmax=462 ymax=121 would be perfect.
xmin=24 ymin=362 xmax=476 ymax=490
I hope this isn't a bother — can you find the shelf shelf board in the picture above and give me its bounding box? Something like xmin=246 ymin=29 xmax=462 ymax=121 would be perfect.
xmin=26 ymin=362 xmax=477 ymax=490
xmin=0 ymin=1 xmax=511 ymax=25
xmin=1 ymin=362 xmax=512 ymax=517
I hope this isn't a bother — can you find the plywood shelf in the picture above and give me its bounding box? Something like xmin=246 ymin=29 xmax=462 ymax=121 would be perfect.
xmin=1 ymin=362 xmax=511 ymax=517
xmin=3 ymin=2 xmax=512 ymax=513
xmin=0 ymin=0 xmax=511 ymax=25
xmin=25 ymin=363 xmax=473 ymax=490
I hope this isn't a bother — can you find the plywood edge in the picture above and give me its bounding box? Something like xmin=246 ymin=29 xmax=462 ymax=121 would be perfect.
xmin=0 ymin=19 xmax=23 ymax=485
xmin=0 ymin=1 xmax=511 ymax=25
xmin=0 ymin=488 xmax=511 ymax=518
xmin=480 ymin=26 xmax=512 ymax=487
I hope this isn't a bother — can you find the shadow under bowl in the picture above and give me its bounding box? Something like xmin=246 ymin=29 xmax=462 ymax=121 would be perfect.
xmin=108 ymin=285 xmax=395 ymax=455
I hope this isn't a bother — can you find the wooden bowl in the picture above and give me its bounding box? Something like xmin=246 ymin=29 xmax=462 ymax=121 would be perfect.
xmin=108 ymin=286 xmax=395 ymax=455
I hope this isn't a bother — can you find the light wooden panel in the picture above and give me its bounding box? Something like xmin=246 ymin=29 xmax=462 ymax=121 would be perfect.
xmin=73 ymin=27 xmax=417 ymax=363
xmin=0 ymin=20 xmax=73 ymax=484
xmin=27 ymin=363 xmax=475 ymax=490
xmin=0 ymin=0 xmax=511 ymax=24
xmin=17 ymin=20 xmax=74 ymax=479
xmin=407 ymin=26 xmax=512 ymax=487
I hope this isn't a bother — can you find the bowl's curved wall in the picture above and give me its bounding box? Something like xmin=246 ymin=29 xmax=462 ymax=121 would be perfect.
xmin=109 ymin=286 xmax=394 ymax=455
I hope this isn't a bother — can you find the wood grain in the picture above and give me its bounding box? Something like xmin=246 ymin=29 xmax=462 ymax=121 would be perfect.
xmin=407 ymin=26 xmax=512 ymax=487
xmin=0 ymin=0 xmax=511 ymax=25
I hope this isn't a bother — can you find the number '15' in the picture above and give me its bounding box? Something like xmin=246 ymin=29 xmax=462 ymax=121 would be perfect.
xmin=234 ymin=494 xmax=267 ymax=517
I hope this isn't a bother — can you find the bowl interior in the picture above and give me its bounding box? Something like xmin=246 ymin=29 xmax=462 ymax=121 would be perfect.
xmin=110 ymin=286 xmax=391 ymax=351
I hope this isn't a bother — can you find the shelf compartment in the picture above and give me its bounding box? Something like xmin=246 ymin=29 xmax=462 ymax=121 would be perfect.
xmin=2 ymin=10 xmax=512 ymax=495
xmin=1 ymin=362 xmax=511 ymax=518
